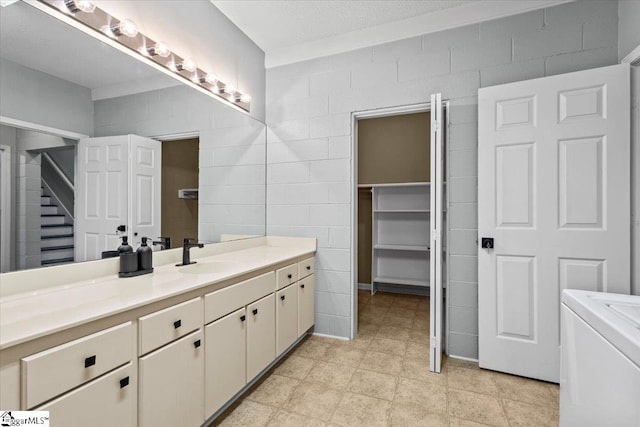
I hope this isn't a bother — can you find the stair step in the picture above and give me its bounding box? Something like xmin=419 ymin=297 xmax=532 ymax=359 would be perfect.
xmin=41 ymin=214 xmax=65 ymax=225
xmin=41 ymin=196 xmax=51 ymax=204
xmin=41 ymin=257 xmax=74 ymax=266
xmin=41 ymin=247 xmax=74 ymax=261
xmin=41 ymin=224 xmax=73 ymax=236
xmin=41 ymin=205 xmax=59 ymax=215
xmin=41 ymin=244 xmax=74 ymax=252
xmin=41 ymin=235 xmax=74 ymax=248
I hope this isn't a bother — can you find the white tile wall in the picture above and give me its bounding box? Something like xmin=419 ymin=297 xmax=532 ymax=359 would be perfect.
xmin=265 ymin=0 xmax=620 ymax=358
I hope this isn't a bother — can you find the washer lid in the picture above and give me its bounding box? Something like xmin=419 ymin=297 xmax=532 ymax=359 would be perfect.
xmin=562 ymin=290 xmax=640 ymax=367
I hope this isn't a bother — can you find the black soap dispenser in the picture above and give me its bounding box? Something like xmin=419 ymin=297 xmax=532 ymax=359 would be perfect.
xmin=118 ymin=235 xmax=133 ymax=254
xmin=137 ymin=237 xmax=153 ymax=271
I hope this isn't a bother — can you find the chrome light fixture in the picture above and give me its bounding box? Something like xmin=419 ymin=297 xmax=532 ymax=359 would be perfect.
xmin=41 ymin=0 xmax=251 ymax=112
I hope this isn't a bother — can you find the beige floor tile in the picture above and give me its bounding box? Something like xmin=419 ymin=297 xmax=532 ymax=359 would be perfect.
xmin=358 ymin=322 xmax=381 ymax=338
xmin=274 ymin=356 xmax=316 ymax=380
xmin=283 ymin=382 xmax=343 ymax=422
xmin=376 ymin=325 xmax=411 ymax=341
xmin=408 ymin=328 xmax=430 ymax=343
xmin=218 ymin=400 xmax=276 ymax=427
xmin=339 ymin=336 xmax=372 ymax=350
xmin=448 ymin=389 xmax=508 ymax=427
xmin=401 ymin=357 xmax=447 ymax=386
xmin=359 ymin=351 xmax=404 ymax=375
xmin=308 ymin=335 xmax=343 ymax=345
xmin=368 ymin=337 xmax=408 ymax=356
xmin=330 ymin=392 xmax=391 ymax=427
xmin=491 ymin=372 xmax=558 ymax=408
xmin=448 ymin=417 xmax=493 ymax=427
xmin=293 ymin=339 xmax=332 ymax=360
xmin=411 ymin=315 xmax=430 ymax=330
xmin=389 ymin=402 xmax=448 ymax=427
xmin=347 ymin=369 xmax=398 ymax=401
xmin=306 ymin=361 xmax=356 ymax=389
xmin=383 ymin=314 xmax=415 ymax=328
xmin=266 ymin=410 xmax=327 ymax=427
xmin=395 ymin=378 xmax=447 ymax=414
xmin=386 ymin=306 xmax=418 ymax=319
xmin=246 ymin=374 xmax=300 ymax=407
xmin=393 ymin=298 xmax=420 ymax=310
xmin=320 ymin=345 xmax=366 ymax=367
xmin=359 ymin=310 xmax=386 ymax=325
xmin=406 ymin=342 xmax=430 ymax=360
xmin=502 ymin=398 xmax=559 ymax=427
xmin=447 ymin=366 xmax=499 ymax=395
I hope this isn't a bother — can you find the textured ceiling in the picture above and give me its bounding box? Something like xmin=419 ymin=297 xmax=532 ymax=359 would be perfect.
xmin=211 ymin=0 xmax=472 ymax=51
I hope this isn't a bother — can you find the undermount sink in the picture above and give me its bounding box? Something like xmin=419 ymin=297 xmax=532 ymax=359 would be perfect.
xmin=177 ymin=261 xmax=239 ymax=274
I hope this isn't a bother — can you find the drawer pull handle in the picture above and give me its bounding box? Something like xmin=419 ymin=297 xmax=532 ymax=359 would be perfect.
xmin=174 ymin=320 xmax=182 ymax=329
xmin=301 ymin=284 xmax=305 ymax=289
xmin=252 ymin=308 xmax=258 ymax=315
xmin=194 ymin=339 xmax=201 ymax=348
xmin=240 ymin=315 xmax=246 ymax=322
xmin=84 ymin=355 xmax=96 ymax=368
xmin=120 ymin=376 xmax=130 ymax=389
xmin=288 ymin=274 xmax=292 ymax=279
xmin=281 ymin=295 xmax=286 ymax=301
xmin=306 ymin=265 xmax=311 ymax=270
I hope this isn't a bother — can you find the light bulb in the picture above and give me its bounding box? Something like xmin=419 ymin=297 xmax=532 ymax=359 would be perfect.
xmin=240 ymin=94 xmax=251 ymax=103
xmin=211 ymin=85 xmax=220 ymax=93
xmin=167 ymin=62 xmax=178 ymax=72
xmin=224 ymin=84 xmax=236 ymax=94
xmin=147 ymin=41 xmax=170 ymax=57
xmin=64 ymin=0 xmax=95 ymax=13
xmin=181 ymin=58 xmax=197 ymax=73
xmin=111 ymin=19 xmax=138 ymax=37
xmin=204 ymin=74 xmax=217 ymax=85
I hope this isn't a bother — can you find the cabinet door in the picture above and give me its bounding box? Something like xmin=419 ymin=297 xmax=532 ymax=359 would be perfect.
xmin=205 ymin=307 xmax=246 ymax=416
xmin=298 ymin=274 xmax=315 ymax=337
xmin=247 ymin=294 xmax=275 ymax=380
xmin=276 ymin=284 xmax=299 ymax=356
xmin=139 ymin=330 xmax=204 ymax=427
xmin=36 ymin=363 xmax=135 ymax=427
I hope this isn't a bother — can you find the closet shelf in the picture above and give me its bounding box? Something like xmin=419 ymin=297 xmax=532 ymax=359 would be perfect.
xmin=373 ymin=276 xmax=429 ymax=287
xmin=374 ymin=244 xmax=430 ymax=252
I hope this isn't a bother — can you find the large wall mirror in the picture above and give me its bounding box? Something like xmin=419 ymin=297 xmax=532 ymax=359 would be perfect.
xmin=0 ymin=1 xmax=266 ymax=273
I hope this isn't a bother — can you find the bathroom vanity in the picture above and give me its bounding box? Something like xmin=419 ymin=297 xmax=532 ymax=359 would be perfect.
xmin=0 ymin=236 xmax=316 ymax=427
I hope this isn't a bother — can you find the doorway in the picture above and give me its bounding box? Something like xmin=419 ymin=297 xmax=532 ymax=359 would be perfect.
xmin=351 ymin=96 xmax=447 ymax=373
xmin=161 ymin=137 xmax=199 ymax=247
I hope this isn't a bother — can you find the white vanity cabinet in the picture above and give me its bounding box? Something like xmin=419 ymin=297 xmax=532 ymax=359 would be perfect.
xmin=36 ymin=363 xmax=135 ymax=427
xmin=246 ymin=294 xmax=276 ymax=379
xmin=276 ymin=283 xmax=299 ymax=355
xmin=298 ymin=274 xmax=315 ymax=337
xmin=139 ymin=330 xmax=204 ymax=427
xmin=22 ymin=322 xmax=136 ymax=427
xmin=137 ymin=298 xmax=204 ymax=427
xmin=204 ymin=307 xmax=246 ymax=416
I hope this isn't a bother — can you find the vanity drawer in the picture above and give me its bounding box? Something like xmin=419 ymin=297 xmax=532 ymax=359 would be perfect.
xmin=276 ymin=264 xmax=298 ymax=290
xmin=139 ymin=297 xmax=202 ymax=355
xmin=205 ymin=272 xmax=275 ymax=324
xmin=22 ymin=322 xmax=133 ymax=409
xmin=298 ymin=257 xmax=315 ymax=279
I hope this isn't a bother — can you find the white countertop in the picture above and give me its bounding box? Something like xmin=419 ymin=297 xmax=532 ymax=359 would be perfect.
xmin=562 ymin=290 xmax=640 ymax=367
xmin=0 ymin=240 xmax=315 ymax=350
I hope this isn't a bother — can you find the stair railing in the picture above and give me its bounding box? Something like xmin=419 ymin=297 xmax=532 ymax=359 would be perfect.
xmin=41 ymin=153 xmax=74 ymax=221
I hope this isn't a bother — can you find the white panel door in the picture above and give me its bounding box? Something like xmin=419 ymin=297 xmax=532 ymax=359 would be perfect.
xmin=478 ymin=64 xmax=630 ymax=382
xmin=76 ymin=136 xmax=128 ymax=261
xmin=128 ymin=135 xmax=161 ymax=248
xmin=429 ymin=93 xmax=445 ymax=373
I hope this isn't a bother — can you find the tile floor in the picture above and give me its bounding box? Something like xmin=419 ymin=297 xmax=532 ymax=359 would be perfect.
xmin=213 ymin=290 xmax=559 ymax=427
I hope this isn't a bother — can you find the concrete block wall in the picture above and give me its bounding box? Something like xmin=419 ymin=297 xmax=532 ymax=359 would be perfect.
xmin=94 ymin=85 xmax=266 ymax=243
xmin=265 ymin=0 xmax=620 ymax=358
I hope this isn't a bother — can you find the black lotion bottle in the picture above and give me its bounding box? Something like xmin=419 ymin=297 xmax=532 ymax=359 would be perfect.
xmin=137 ymin=237 xmax=153 ymax=271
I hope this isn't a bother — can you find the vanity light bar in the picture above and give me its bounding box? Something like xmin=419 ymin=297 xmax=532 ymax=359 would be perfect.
xmin=37 ymin=0 xmax=251 ymax=112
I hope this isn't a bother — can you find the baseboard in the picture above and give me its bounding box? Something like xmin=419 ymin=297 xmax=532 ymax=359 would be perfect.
xmin=447 ymin=354 xmax=479 ymax=363
xmin=374 ymin=283 xmax=430 ymax=296
xmin=357 ymin=282 xmax=371 ymax=291
xmin=312 ymin=332 xmax=349 ymax=341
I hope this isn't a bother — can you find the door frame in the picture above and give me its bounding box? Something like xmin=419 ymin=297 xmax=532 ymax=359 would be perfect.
xmin=350 ymin=101 xmax=449 ymax=360
xmin=0 ymin=144 xmax=11 ymax=272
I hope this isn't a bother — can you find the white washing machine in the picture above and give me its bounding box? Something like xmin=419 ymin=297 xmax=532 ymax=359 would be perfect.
xmin=560 ymin=290 xmax=640 ymax=427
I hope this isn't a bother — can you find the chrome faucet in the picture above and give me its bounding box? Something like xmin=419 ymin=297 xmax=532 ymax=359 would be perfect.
xmin=177 ymin=238 xmax=203 ymax=266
